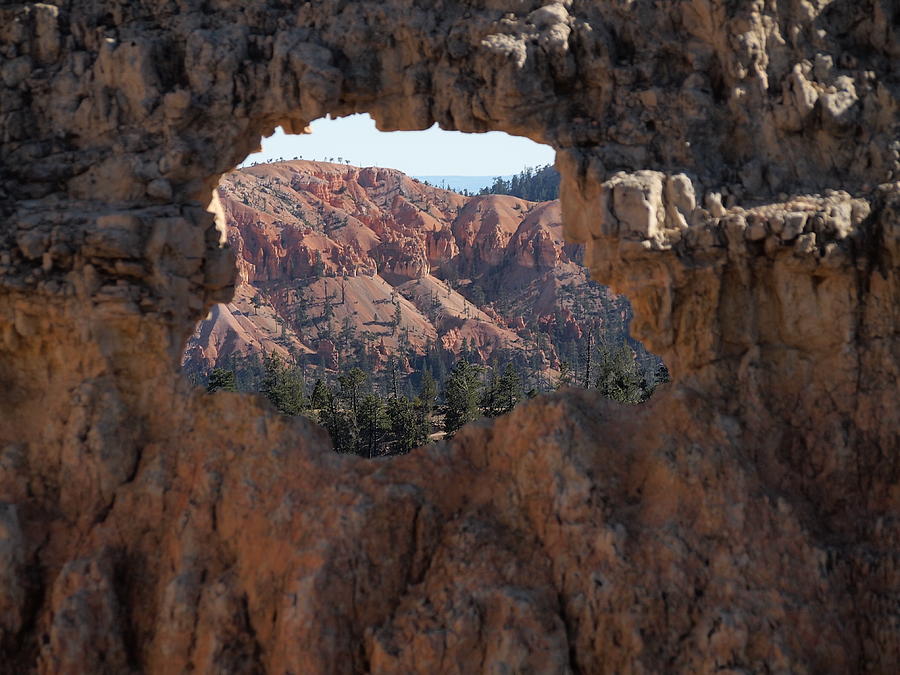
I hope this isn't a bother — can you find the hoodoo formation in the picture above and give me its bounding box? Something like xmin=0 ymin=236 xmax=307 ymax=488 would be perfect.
xmin=183 ymin=159 xmax=639 ymax=383
xmin=0 ymin=1 xmax=898 ymax=672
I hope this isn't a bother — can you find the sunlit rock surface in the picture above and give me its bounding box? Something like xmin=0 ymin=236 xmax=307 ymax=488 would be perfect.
xmin=0 ymin=0 xmax=897 ymax=672
xmin=183 ymin=160 xmax=619 ymax=378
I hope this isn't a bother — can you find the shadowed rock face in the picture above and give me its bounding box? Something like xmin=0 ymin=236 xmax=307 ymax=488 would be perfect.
xmin=0 ymin=1 xmax=897 ymax=672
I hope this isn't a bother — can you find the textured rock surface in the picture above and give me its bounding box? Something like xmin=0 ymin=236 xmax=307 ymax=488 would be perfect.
xmin=0 ymin=0 xmax=898 ymax=672
xmin=184 ymin=159 xmax=620 ymax=377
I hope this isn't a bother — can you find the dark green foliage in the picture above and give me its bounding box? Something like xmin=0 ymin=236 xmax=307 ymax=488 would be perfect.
xmin=261 ymin=355 xmax=306 ymax=415
xmin=478 ymin=164 xmax=560 ymax=202
xmin=207 ymin=368 xmax=237 ymax=393
xmin=338 ymin=367 xmax=368 ymax=417
xmin=312 ymin=251 xmax=325 ymax=277
xmin=294 ymin=286 xmax=309 ymax=325
xmin=318 ymin=386 xmax=356 ymax=453
xmin=357 ymin=393 xmax=387 ymax=458
xmin=594 ymin=343 xmax=648 ymax=404
xmin=419 ymin=371 xmax=438 ymax=408
xmin=310 ymin=379 xmax=330 ymax=410
xmin=496 ymin=363 xmax=523 ymax=416
xmin=386 ymin=356 xmax=401 ymax=398
xmin=386 ymin=395 xmax=420 ymax=455
xmin=194 ymin=314 xmax=668 ymax=457
xmin=442 ymin=359 xmax=484 ymax=437
xmin=338 ymin=316 xmax=355 ymax=355
xmin=480 ymin=366 xmax=501 ymax=418
xmin=417 ymin=371 xmax=438 ymax=438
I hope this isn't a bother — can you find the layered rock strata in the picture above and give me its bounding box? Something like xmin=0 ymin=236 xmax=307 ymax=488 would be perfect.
xmin=0 ymin=1 xmax=898 ymax=672
xmin=184 ymin=160 xmax=606 ymax=376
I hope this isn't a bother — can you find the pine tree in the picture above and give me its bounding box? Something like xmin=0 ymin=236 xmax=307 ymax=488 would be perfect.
xmin=386 ymin=395 xmax=420 ymax=455
xmin=480 ymin=366 xmax=501 ymax=417
xmin=357 ymin=392 xmax=387 ymax=458
xmin=419 ymin=370 xmax=438 ymax=408
xmin=442 ymin=359 xmax=484 ymax=437
xmin=594 ymin=344 xmax=645 ymax=404
xmin=207 ymin=367 xmax=237 ymax=393
xmin=338 ymin=367 xmax=368 ymax=418
xmin=310 ymin=379 xmax=330 ymax=410
xmin=417 ymin=371 xmax=438 ymax=438
xmin=318 ymin=385 xmax=355 ymax=453
xmin=497 ymin=363 xmax=523 ymax=415
xmin=337 ymin=315 xmax=356 ymax=362
xmin=294 ymin=285 xmax=309 ymax=326
xmin=260 ymin=354 xmax=306 ymax=415
xmin=478 ymin=164 xmax=560 ymax=201
xmin=392 ymin=302 xmax=402 ymax=333
xmin=312 ymin=251 xmax=325 ymax=277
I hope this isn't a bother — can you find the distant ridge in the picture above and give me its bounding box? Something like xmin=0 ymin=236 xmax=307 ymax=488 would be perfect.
xmin=414 ymin=175 xmax=512 ymax=194
xmin=183 ymin=160 xmax=656 ymax=385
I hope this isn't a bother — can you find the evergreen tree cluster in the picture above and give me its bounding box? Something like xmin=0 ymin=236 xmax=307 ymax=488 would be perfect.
xmin=478 ymin=164 xmax=560 ymax=202
xmin=194 ymin=334 xmax=668 ymax=458
xmin=186 ymin=161 xmax=678 ymax=460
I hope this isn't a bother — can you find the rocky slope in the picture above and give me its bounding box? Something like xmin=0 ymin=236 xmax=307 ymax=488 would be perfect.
xmin=184 ymin=160 xmax=631 ymax=378
xmin=0 ymin=1 xmax=898 ymax=673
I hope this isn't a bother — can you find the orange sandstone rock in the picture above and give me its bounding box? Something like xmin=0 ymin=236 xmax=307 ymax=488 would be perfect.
xmin=0 ymin=1 xmax=897 ymax=673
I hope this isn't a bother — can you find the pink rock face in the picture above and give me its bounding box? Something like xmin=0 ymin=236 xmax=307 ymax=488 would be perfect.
xmin=0 ymin=1 xmax=898 ymax=673
xmin=184 ymin=161 xmax=611 ymax=375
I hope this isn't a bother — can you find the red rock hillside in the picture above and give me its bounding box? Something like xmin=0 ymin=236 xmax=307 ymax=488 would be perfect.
xmin=183 ymin=160 xmax=636 ymax=377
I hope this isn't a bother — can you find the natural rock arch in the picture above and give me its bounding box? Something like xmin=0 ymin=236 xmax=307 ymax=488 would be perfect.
xmin=0 ymin=1 xmax=897 ymax=672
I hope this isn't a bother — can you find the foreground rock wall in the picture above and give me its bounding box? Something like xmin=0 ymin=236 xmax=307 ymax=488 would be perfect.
xmin=0 ymin=1 xmax=897 ymax=672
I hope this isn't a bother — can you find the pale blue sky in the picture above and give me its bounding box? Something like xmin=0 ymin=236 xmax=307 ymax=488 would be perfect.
xmin=243 ymin=114 xmax=555 ymax=176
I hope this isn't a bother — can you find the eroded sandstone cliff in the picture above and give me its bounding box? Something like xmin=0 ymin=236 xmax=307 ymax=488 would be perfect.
xmin=0 ymin=0 xmax=898 ymax=672
xmin=183 ymin=159 xmax=628 ymax=380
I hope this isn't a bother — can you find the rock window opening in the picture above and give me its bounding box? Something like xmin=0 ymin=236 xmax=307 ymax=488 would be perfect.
xmin=182 ymin=115 xmax=667 ymax=457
